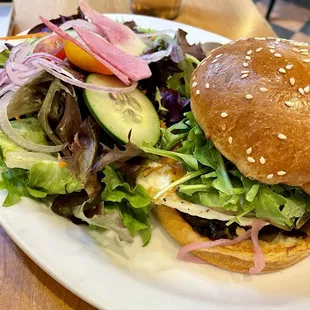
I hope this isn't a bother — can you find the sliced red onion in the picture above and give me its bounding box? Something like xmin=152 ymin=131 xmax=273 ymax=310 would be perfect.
xmin=37 ymin=60 xmax=138 ymax=93
xmin=249 ymin=220 xmax=266 ymax=274
xmin=5 ymin=62 xmax=28 ymax=86
xmin=0 ymin=83 xmax=15 ymax=97
xmin=0 ymin=91 xmax=66 ymax=153
xmin=18 ymin=68 xmax=43 ymax=79
xmin=137 ymin=30 xmax=176 ymax=38
xmin=0 ymin=70 xmax=9 ymax=87
xmin=178 ymin=229 xmax=252 ymax=263
xmin=141 ymin=43 xmax=173 ymax=63
xmin=60 ymin=19 xmax=99 ymax=33
xmin=9 ymin=43 xmax=32 ymax=63
xmin=23 ymin=52 xmax=63 ymax=66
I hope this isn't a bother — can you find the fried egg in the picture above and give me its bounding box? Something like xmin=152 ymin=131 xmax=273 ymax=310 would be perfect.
xmin=136 ymin=161 xmax=257 ymax=226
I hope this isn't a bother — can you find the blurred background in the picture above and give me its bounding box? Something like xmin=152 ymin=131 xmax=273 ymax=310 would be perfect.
xmin=253 ymin=0 xmax=310 ymax=42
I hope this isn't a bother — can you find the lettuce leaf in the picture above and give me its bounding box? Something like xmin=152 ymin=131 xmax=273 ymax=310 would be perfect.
xmin=0 ymin=153 xmax=47 ymax=206
xmin=27 ymin=161 xmax=83 ymax=195
xmin=0 ymin=49 xmax=9 ymax=68
xmin=142 ymin=112 xmax=310 ymax=229
xmin=11 ymin=118 xmax=47 ymax=145
xmin=101 ymin=165 xmax=152 ymax=245
xmin=0 ymin=130 xmax=26 ymax=157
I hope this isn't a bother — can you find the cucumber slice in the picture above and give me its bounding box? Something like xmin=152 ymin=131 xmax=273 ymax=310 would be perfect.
xmin=84 ymin=74 xmax=160 ymax=146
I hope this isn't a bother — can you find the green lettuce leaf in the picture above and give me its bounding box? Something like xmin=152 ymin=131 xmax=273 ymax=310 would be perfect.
xmin=27 ymin=161 xmax=83 ymax=195
xmin=167 ymin=55 xmax=199 ymax=98
xmin=0 ymin=130 xmax=26 ymax=157
xmin=0 ymin=153 xmax=46 ymax=206
xmin=101 ymin=165 xmax=152 ymax=245
xmin=11 ymin=118 xmax=47 ymax=145
xmin=150 ymin=112 xmax=309 ymax=229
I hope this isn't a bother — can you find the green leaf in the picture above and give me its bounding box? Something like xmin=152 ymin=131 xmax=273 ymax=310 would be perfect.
xmin=0 ymin=49 xmax=9 ymax=68
xmin=141 ymin=144 xmax=198 ymax=171
xmin=27 ymin=161 xmax=83 ymax=195
xmin=0 ymin=130 xmax=26 ymax=157
xmin=120 ymin=204 xmax=151 ymax=246
xmin=11 ymin=118 xmax=47 ymax=145
xmin=0 ymin=167 xmax=29 ymax=206
xmin=166 ymin=56 xmax=198 ymax=98
xmin=26 ymin=186 xmax=48 ymax=198
xmin=102 ymin=166 xmax=151 ymax=209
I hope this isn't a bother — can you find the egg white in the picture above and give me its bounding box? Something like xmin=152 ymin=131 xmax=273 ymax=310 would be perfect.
xmin=136 ymin=162 xmax=257 ymax=226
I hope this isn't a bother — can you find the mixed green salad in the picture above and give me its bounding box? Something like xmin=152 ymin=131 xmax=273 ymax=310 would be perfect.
xmin=0 ymin=3 xmax=309 ymax=251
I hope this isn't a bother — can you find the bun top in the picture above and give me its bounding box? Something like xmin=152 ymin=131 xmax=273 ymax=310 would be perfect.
xmin=190 ymin=37 xmax=310 ymax=189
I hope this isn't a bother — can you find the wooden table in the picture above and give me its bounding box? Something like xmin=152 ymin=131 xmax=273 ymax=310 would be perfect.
xmin=2 ymin=0 xmax=275 ymax=309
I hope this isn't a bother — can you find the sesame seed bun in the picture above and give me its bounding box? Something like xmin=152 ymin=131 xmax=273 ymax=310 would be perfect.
xmin=190 ymin=37 xmax=310 ymax=189
xmin=154 ymin=205 xmax=310 ymax=273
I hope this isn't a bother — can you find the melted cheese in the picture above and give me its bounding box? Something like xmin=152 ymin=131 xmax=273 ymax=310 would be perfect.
xmin=136 ymin=162 xmax=259 ymax=227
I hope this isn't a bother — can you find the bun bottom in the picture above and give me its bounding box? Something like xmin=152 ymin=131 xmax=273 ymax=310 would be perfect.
xmin=153 ymin=205 xmax=310 ymax=273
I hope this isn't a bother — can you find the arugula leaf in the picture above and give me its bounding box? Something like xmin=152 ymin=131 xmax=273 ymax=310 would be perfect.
xmin=141 ymin=144 xmax=198 ymax=171
xmin=152 ymin=112 xmax=310 ymax=229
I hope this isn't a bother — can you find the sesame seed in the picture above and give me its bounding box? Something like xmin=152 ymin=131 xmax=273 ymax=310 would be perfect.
xmin=245 ymin=56 xmax=251 ymax=60
xmin=274 ymin=41 xmax=279 ymax=45
xmin=292 ymin=48 xmax=300 ymax=53
xmin=241 ymin=70 xmax=250 ymax=73
xmin=192 ymin=81 xmax=198 ymax=87
xmin=285 ymin=101 xmax=294 ymax=107
xmin=205 ymin=82 xmax=210 ymax=89
xmin=247 ymin=50 xmax=253 ymax=55
xmin=245 ymin=94 xmax=253 ymax=100
xmin=269 ymin=49 xmax=275 ymax=54
xmin=196 ymin=89 xmax=200 ymax=95
xmin=228 ymin=136 xmax=233 ymax=144
xmin=246 ymin=147 xmax=252 ymax=154
xmin=294 ymin=42 xmax=303 ymax=47
xmin=259 ymin=87 xmax=268 ymax=92
xmin=303 ymin=59 xmax=310 ymax=63
xmin=301 ymin=52 xmax=309 ymax=56
xmin=276 ymin=38 xmax=281 ymax=42
xmin=222 ymin=124 xmax=226 ymax=130
xmin=215 ymin=53 xmax=223 ymax=58
xmin=278 ymin=133 xmax=287 ymax=140
xmin=211 ymin=58 xmax=218 ymax=63
xmin=221 ymin=112 xmax=228 ymax=118
xmin=241 ymin=74 xmax=248 ymax=79
xmin=243 ymin=62 xmax=249 ymax=67
xmin=267 ymin=174 xmax=274 ymax=179
xmin=274 ymin=53 xmax=282 ymax=57
xmin=255 ymin=37 xmax=266 ymax=41
xmin=279 ymin=68 xmax=286 ymax=73
xmin=260 ymin=157 xmax=266 ymax=164
xmin=285 ymin=64 xmax=293 ymax=70
xmin=192 ymin=76 xmax=196 ymax=80
xmin=268 ymin=45 xmax=276 ymax=49
xmin=299 ymin=88 xmax=305 ymax=95
xmin=304 ymin=86 xmax=310 ymax=93
xmin=256 ymin=47 xmax=263 ymax=52
xmin=277 ymin=171 xmax=286 ymax=176
xmin=247 ymin=157 xmax=255 ymax=163
xmin=290 ymin=77 xmax=295 ymax=86
xmin=300 ymin=49 xmax=308 ymax=52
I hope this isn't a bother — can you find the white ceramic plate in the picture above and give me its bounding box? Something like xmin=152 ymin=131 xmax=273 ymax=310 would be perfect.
xmin=1 ymin=14 xmax=310 ymax=310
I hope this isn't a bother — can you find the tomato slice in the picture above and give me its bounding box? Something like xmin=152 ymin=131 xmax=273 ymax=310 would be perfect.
xmin=33 ymin=35 xmax=66 ymax=60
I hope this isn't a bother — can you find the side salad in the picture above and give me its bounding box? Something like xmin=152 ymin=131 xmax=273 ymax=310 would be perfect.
xmin=0 ymin=1 xmax=204 ymax=245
